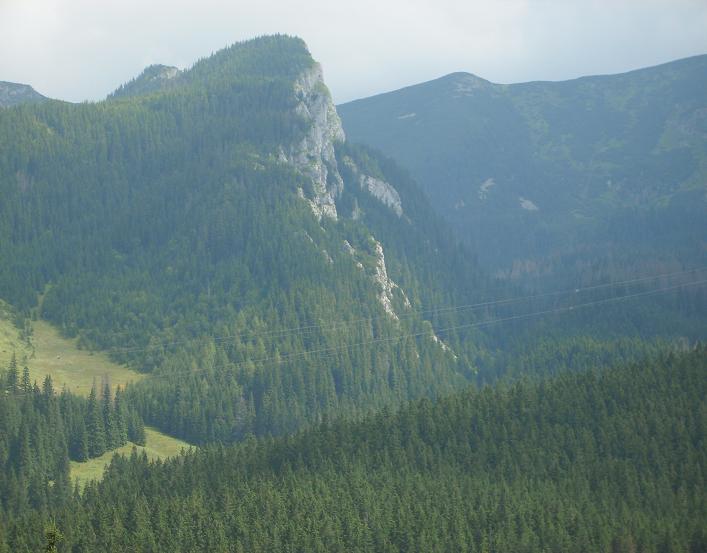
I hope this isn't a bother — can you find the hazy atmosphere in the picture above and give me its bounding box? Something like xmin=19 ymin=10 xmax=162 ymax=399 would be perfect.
xmin=2 ymin=0 xmax=706 ymax=102
xmin=2 ymin=1 xmax=706 ymax=550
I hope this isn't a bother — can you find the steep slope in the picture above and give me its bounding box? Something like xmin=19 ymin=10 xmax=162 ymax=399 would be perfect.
xmin=0 ymin=36 xmax=489 ymax=443
xmin=108 ymin=64 xmax=181 ymax=99
xmin=0 ymin=81 xmax=48 ymax=108
xmin=4 ymin=347 xmax=705 ymax=552
xmin=339 ymin=55 xmax=707 ymax=286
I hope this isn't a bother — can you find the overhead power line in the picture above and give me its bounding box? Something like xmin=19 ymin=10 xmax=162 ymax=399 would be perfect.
xmin=99 ymin=265 xmax=707 ymax=356
xmin=137 ymin=276 xmax=707 ymax=384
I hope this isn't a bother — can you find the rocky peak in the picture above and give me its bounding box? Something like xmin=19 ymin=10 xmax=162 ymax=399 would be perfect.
xmin=447 ymin=72 xmax=493 ymax=97
xmin=287 ymin=63 xmax=345 ymax=220
xmin=0 ymin=81 xmax=48 ymax=108
xmin=109 ymin=64 xmax=182 ymax=99
xmin=146 ymin=64 xmax=181 ymax=81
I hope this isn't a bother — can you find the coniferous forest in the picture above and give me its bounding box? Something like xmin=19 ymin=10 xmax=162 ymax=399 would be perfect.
xmin=1 ymin=347 xmax=705 ymax=552
xmin=0 ymin=34 xmax=705 ymax=552
xmin=0 ymin=356 xmax=145 ymax=519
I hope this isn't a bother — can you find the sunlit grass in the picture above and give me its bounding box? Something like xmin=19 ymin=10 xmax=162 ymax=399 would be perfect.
xmin=70 ymin=427 xmax=192 ymax=488
xmin=1 ymin=306 xmax=192 ymax=489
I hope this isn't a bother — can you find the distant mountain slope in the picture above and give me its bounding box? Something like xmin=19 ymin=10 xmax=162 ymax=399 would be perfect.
xmin=339 ymin=55 xmax=707 ymax=285
xmin=0 ymin=81 xmax=48 ymax=107
xmin=0 ymin=36 xmax=489 ymax=443
xmin=5 ymin=346 xmax=705 ymax=552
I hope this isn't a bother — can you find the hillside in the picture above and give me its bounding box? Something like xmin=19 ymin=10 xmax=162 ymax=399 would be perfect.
xmin=0 ymin=35 xmax=491 ymax=444
xmin=70 ymin=427 xmax=191 ymax=489
xmin=0 ymin=305 xmax=189 ymax=487
xmin=3 ymin=346 xmax=704 ymax=552
xmin=0 ymin=81 xmax=48 ymax=108
xmin=338 ymin=56 xmax=707 ymax=287
xmin=108 ymin=64 xmax=181 ymax=99
xmin=1 ymin=33 xmax=705 ymax=553
xmin=0 ymin=311 xmax=144 ymax=396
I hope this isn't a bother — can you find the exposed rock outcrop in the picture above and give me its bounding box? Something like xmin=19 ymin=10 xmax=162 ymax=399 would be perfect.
xmin=287 ymin=64 xmax=345 ymax=220
xmin=431 ymin=332 xmax=457 ymax=359
xmin=342 ymin=237 xmax=410 ymax=318
xmin=342 ymin=156 xmax=403 ymax=217
xmin=370 ymin=239 xmax=411 ymax=319
xmin=360 ymin=175 xmax=403 ymax=217
xmin=109 ymin=65 xmax=181 ymax=99
xmin=519 ymin=197 xmax=539 ymax=211
xmin=0 ymin=81 xmax=47 ymax=108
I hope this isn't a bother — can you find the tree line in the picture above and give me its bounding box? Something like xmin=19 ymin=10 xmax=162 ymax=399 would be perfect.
xmin=0 ymin=354 xmax=145 ymax=519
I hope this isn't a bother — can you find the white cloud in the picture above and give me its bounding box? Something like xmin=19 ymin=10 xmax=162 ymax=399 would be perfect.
xmin=0 ymin=0 xmax=705 ymax=103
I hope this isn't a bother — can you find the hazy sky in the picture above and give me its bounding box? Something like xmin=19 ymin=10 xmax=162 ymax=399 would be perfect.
xmin=1 ymin=0 xmax=706 ymax=104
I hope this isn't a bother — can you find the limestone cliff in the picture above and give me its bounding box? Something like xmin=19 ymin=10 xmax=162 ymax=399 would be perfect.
xmin=287 ymin=64 xmax=345 ymax=220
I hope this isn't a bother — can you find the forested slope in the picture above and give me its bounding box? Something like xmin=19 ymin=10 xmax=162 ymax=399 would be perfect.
xmin=0 ymin=36 xmax=491 ymax=443
xmin=3 ymin=347 xmax=704 ymax=552
xmin=0 ymin=360 xmax=145 ymax=519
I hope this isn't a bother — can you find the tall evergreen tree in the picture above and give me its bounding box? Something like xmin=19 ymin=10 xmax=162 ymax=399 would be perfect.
xmin=20 ymin=366 xmax=31 ymax=394
xmin=5 ymin=353 xmax=18 ymax=393
xmin=102 ymin=380 xmax=117 ymax=450
xmin=86 ymin=382 xmax=106 ymax=458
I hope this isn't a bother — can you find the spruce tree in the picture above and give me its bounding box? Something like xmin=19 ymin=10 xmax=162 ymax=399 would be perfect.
xmin=86 ymin=382 xmax=106 ymax=458
xmin=128 ymin=410 xmax=146 ymax=446
xmin=21 ymin=366 xmax=31 ymax=394
xmin=43 ymin=520 xmax=63 ymax=553
xmin=6 ymin=353 xmax=18 ymax=393
xmin=102 ymin=380 xmax=117 ymax=449
xmin=113 ymin=387 xmax=129 ymax=446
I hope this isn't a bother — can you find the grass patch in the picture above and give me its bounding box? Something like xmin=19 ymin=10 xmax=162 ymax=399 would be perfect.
xmin=70 ymin=427 xmax=192 ymax=488
xmin=0 ymin=314 xmax=144 ymax=396
xmin=28 ymin=320 xmax=145 ymax=395
xmin=1 ymin=304 xmax=193 ymax=488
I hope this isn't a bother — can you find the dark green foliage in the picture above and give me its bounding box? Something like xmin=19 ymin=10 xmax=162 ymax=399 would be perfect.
xmin=86 ymin=384 xmax=106 ymax=458
xmin=0 ymin=358 xmax=145 ymax=521
xmin=43 ymin=520 xmax=63 ymax=553
xmin=3 ymin=347 xmax=705 ymax=552
xmin=5 ymin=353 xmax=18 ymax=393
xmin=127 ymin=408 xmax=145 ymax=446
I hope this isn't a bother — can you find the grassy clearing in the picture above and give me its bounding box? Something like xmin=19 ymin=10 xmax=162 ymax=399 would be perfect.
xmin=70 ymin=427 xmax=192 ymax=488
xmin=31 ymin=320 xmax=144 ymax=396
xmin=0 ymin=314 xmax=144 ymax=395
xmin=0 ymin=301 xmax=30 ymax=370
xmin=1 ymin=304 xmax=193 ymax=488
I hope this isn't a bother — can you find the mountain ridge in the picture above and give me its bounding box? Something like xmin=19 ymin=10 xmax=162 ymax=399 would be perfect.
xmin=344 ymin=53 xmax=707 ymax=104
xmin=0 ymin=35 xmax=491 ymax=444
xmin=0 ymin=80 xmax=48 ymax=107
xmin=338 ymin=53 xmax=707 ymax=287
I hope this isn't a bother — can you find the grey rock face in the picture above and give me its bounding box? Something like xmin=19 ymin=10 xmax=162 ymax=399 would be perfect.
xmin=0 ymin=81 xmax=47 ymax=108
xmin=360 ymin=175 xmax=403 ymax=217
xmin=287 ymin=64 xmax=345 ymax=220
xmin=371 ymin=238 xmax=411 ymax=319
xmin=342 ymin=156 xmax=404 ymax=217
xmin=109 ymin=65 xmax=181 ymax=99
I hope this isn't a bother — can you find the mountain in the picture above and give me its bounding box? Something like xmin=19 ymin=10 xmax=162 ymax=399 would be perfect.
xmin=4 ymin=346 xmax=705 ymax=551
xmin=0 ymin=81 xmax=48 ymax=107
xmin=338 ymin=56 xmax=707 ymax=286
xmin=108 ymin=64 xmax=181 ymax=99
xmin=1 ymin=35 xmax=705 ymax=552
xmin=0 ymin=35 xmax=491 ymax=444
